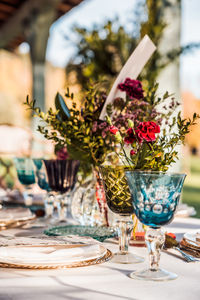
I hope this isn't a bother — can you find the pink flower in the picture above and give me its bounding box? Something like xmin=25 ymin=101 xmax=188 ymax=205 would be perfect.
xmin=118 ymin=78 xmax=144 ymax=99
xmin=130 ymin=150 xmax=136 ymax=156
xmin=102 ymin=130 xmax=107 ymax=138
xmin=109 ymin=125 xmax=119 ymax=135
xmin=92 ymin=121 xmax=98 ymax=132
xmin=56 ymin=147 xmax=69 ymax=160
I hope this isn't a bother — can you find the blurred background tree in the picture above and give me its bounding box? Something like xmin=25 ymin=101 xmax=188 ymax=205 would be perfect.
xmin=65 ymin=0 xmax=199 ymax=88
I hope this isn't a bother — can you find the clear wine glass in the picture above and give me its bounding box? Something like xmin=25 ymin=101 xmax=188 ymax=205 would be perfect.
xmin=43 ymin=159 xmax=80 ymax=223
xmin=14 ymin=158 xmax=35 ymax=206
xmin=33 ymin=159 xmax=54 ymax=220
xmin=100 ymin=165 xmax=144 ymax=264
xmin=125 ymin=170 xmax=186 ymax=281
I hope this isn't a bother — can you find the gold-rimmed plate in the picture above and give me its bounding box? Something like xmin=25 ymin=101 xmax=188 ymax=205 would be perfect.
xmin=0 ymin=207 xmax=36 ymax=230
xmin=0 ymin=249 xmax=112 ymax=269
xmin=0 ymin=214 xmax=36 ymax=230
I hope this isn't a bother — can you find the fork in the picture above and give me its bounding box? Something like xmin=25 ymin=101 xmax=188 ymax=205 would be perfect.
xmin=174 ymin=247 xmax=200 ymax=262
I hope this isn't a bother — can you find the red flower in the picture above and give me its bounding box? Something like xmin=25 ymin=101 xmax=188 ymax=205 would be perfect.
xmin=137 ymin=121 xmax=160 ymax=142
xmin=118 ymin=78 xmax=144 ymax=100
xmin=130 ymin=149 xmax=136 ymax=156
xmin=109 ymin=125 xmax=118 ymax=135
xmin=166 ymin=232 xmax=176 ymax=239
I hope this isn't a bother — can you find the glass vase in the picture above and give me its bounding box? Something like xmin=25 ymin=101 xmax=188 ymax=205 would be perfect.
xmin=71 ymin=168 xmax=108 ymax=226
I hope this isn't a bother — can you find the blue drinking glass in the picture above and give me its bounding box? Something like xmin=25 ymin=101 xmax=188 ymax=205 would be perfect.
xmin=125 ymin=171 xmax=186 ymax=281
xmin=14 ymin=158 xmax=35 ymax=206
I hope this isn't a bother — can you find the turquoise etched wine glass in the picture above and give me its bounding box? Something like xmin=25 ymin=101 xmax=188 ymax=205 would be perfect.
xmin=125 ymin=171 xmax=186 ymax=281
xmin=14 ymin=158 xmax=35 ymax=206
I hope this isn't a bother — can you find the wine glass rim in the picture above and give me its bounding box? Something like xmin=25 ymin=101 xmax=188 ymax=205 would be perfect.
xmin=126 ymin=170 xmax=186 ymax=177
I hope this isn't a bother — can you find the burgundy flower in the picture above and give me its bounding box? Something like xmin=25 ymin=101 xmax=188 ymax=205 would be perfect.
xmin=118 ymin=78 xmax=144 ymax=100
xmin=113 ymin=97 xmax=125 ymax=109
xmin=130 ymin=149 xmax=136 ymax=156
xmin=124 ymin=128 xmax=136 ymax=144
xmin=56 ymin=147 xmax=69 ymax=160
xmin=137 ymin=121 xmax=160 ymax=142
xmin=109 ymin=125 xmax=119 ymax=135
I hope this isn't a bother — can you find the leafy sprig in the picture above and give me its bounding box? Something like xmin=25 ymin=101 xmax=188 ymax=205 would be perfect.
xmin=24 ymin=84 xmax=115 ymax=167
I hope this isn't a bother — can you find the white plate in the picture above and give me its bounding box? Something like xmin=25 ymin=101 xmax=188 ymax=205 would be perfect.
xmin=0 ymin=207 xmax=34 ymax=224
xmin=0 ymin=244 xmax=107 ymax=267
xmin=183 ymin=232 xmax=200 ymax=248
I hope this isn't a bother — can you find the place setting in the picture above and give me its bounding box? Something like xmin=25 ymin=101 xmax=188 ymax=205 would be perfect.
xmin=0 ymin=16 xmax=200 ymax=300
xmin=0 ymin=234 xmax=112 ymax=269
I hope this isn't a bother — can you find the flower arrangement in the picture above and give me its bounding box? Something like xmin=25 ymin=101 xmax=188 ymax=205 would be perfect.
xmin=25 ymin=77 xmax=198 ymax=173
xmin=106 ymin=78 xmax=199 ymax=171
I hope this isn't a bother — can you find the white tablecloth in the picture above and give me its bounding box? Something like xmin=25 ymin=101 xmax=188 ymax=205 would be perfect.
xmin=0 ymin=217 xmax=200 ymax=300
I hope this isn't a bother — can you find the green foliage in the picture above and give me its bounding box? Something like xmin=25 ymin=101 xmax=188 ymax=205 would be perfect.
xmin=24 ymin=85 xmax=114 ymax=167
xmin=66 ymin=19 xmax=137 ymax=88
xmin=65 ymin=0 xmax=200 ymax=88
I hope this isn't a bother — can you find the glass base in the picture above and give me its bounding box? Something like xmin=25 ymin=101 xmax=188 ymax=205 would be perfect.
xmin=49 ymin=217 xmax=68 ymax=226
xmin=129 ymin=268 xmax=177 ymax=281
xmin=112 ymin=252 xmax=144 ymax=264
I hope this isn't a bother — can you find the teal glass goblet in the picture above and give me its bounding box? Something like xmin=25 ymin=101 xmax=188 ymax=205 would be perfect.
xmin=14 ymin=158 xmax=35 ymax=206
xmin=126 ymin=171 xmax=186 ymax=281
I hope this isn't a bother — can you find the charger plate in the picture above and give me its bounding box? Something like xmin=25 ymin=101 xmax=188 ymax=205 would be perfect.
xmin=0 ymin=208 xmax=36 ymax=230
xmin=0 ymin=215 xmax=36 ymax=230
xmin=44 ymin=225 xmax=117 ymax=242
xmin=0 ymin=249 xmax=112 ymax=269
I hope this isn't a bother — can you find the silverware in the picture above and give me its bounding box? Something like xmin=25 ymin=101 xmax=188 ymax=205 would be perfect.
xmin=174 ymin=247 xmax=200 ymax=262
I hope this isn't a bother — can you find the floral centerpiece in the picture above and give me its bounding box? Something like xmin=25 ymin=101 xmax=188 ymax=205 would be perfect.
xmin=98 ymin=77 xmax=199 ymax=258
xmin=25 ymin=77 xmax=198 ymax=229
xmin=100 ymin=77 xmax=198 ymax=218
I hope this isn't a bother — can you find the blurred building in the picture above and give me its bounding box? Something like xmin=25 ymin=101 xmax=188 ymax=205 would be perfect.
xmin=0 ymin=0 xmax=84 ymax=153
xmin=0 ymin=49 xmax=66 ymax=126
xmin=182 ymin=91 xmax=200 ymax=153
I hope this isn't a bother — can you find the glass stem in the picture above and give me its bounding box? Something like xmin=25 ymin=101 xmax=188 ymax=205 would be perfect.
xmin=57 ymin=193 xmax=71 ymax=222
xmin=117 ymin=217 xmax=133 ymax=254
xmin=145 ymin=228 xmax=165 ymax=271
xmin=44 ymin=193 xmax=54 ymax=217
xmin=23 ymin=186 xmax=33 ymax=206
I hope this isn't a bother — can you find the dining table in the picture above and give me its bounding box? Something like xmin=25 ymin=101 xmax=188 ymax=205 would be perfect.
xmin=0 ymin=216 xmax=199 ymax=300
